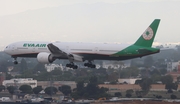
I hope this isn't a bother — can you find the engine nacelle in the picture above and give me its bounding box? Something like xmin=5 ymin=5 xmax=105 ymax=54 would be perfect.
xmin=37 ymin=52 xmax=54 ymax=64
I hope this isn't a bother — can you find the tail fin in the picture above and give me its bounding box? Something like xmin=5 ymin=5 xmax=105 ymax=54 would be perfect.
xmin=134 ymin=19 xmax=160 ymax=47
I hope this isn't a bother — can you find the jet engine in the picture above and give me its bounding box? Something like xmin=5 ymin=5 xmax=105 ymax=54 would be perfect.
xmin=37 ymin=52 xmax=55 ymax=64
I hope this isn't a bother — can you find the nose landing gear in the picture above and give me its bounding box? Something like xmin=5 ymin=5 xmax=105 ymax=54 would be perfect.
xmin=13 ymin=57 xmax=18 ymax=64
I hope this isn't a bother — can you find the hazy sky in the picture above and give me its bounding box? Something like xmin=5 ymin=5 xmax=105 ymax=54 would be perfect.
xmin=0 ymin=0 xmax=180 ymax=50
xmin=0 ymin=0 xmax=178 ymax=16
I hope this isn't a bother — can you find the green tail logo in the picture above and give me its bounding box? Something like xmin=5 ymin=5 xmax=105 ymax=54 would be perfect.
xmin=134 ymin=19 xmax=160 ymax=47
xmin=112 ymin=19 xmax=161 ymax=57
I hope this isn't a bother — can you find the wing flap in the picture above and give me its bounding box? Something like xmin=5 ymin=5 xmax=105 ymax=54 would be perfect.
xmin=47 ymin=43 xmax=83 ymax=62
xmin=47 ymin=43 xmax=67 ymax=57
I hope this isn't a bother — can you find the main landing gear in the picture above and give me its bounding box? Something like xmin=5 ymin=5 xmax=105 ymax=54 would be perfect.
xmin=66 ymin=63 xmax=78 ymax=69
xmin=84 ymin=61 xmax=96 ymax=68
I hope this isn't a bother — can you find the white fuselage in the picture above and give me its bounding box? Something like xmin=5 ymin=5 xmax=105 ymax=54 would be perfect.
xmin=53 ymin=42 xmax=127 ymax=55
xmin=4 ymin=41 xmax=128 ymax=59
xmin=3 ymin=19 xmax=161 ymax=68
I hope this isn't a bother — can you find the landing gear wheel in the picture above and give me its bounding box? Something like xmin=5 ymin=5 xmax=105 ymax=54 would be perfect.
xmin=14 ymin=61 xmax=18 ymax=64
xmin=13 ymin=57 xmax=18 ymax=65
xmin=73 ymin=65 xmax=78 ymax=69
xmin=91 ymin=64 xmax=96 ymax=68
xmin=84 ymin=61 xmax=96 ymax=68
xmin=66 ymin=63 xmax=78 ymax=69
xmin=84 ymin=63 xmax=88 ymax=66
xmin=66 ymin=64 xmax=70 ymax=67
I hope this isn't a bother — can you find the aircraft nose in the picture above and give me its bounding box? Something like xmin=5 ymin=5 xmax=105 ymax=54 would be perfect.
xmin=4 ymin=46 xmax=10 ymax=54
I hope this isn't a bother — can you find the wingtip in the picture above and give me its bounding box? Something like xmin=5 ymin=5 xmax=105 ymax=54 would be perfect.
xmin=155 ymin=19 xmax=161 ymax=21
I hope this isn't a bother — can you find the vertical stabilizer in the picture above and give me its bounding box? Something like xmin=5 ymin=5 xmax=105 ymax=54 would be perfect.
xmin=134 ymin=19 xmax=160 ymax=47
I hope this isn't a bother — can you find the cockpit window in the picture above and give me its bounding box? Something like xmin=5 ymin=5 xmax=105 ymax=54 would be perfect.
xmin=6 ymin=46 xmax=8 ymax=48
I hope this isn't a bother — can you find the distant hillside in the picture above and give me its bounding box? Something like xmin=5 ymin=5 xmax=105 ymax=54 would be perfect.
xmin=1 ymin=1 xmax=180 ymax=48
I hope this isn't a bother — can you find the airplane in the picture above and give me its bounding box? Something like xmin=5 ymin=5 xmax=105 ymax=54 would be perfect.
xmin=4 ymin=19 xmax=160 ymax=69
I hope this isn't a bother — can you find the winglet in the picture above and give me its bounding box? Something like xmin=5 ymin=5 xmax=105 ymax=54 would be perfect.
xmin=134 ymin=19 xmax=160 ymax=47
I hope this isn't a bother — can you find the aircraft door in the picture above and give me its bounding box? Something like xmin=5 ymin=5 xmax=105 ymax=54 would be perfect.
xmin=94 ymin=47 xmax=99 ymax=54
xmin=66 ymin=46 xmax=69 ymax=53
xmin=32 ymin=47 xmax=36 ymax=52
xmin=12 ymin=45 xmax=16 ymax=51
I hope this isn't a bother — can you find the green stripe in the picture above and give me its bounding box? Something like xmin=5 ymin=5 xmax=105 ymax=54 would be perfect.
xmin=112 ymin=45 xmax=159 ymax=56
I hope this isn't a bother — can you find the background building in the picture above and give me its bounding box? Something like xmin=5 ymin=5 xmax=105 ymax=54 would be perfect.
xmin=45 ymin=64 xmax=64 ymax=72
xmin=118 ymin=78 xmax=141 ymax=84
xmin=37 ymin=81 xmax=76 ymax=89
xmin=3 ymin=78 xmax=37 ymax=88
xmin=167 ymin=61 xmax=180 ymax=72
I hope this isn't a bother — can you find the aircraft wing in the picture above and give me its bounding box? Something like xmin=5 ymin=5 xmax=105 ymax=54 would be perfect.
xmin=47 ymin=43 xmax=83 ymax=62
xmin=47 ymin=43 xmax=67 ymax=57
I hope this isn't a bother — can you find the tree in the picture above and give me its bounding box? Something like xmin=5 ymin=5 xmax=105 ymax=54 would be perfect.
xmin=44 ymin=87 xmax=58 ymax=96
xmin=110 ymin=80 xmax=117 ymax=84
xmin=58 ymin=85 xmax=72 ymax=96
xmin=151 ymin=74 xmax=161 ymax=84
xmin=126 ymin=93 xmax=132 ymax=98
xmin=86 ymin=76 xmax=109 ymax=99
xmin=50 ymin=69 xmax=63 ymax=76
xmin=71 ymin=80 xmax=85 ymax=99
xmin=159 ymin=68 xmax=167 ymax=75
xmin=165 ymin=82 xmax=178 ymax=93
xmin=20 ymin=58 xmax=28 ymax=73
xmin=19 ymin=85 xmax=32 ymax=94
xmin=7 ymin=86 xmax=16 ymax=95
xmin=107 ymin=72 xmax=118 ymax=81
xmin=95 ymin=87 xmax=110 ymax=99
xmin=177 ymin=76 xmax=180 ymax=83
xmin=114 ymin=92 xmax=122 ymax=97
xmin=135 ymin=91 xmax=143 ymax=98
xmin=71 ymin=76 xmax=109 ymax=99
xmin=0 ymin=85 xmax=5 ymax=92
xmin=125 ymin=89 xmax=133 ymax=98
xmin=139 ymin=78 xmax=152 ymax=95
xmin=150 ymin=69 xmax=161 ymax=76
xmin=130 ymin=59 xmax=136 ymax=67
xmin=135 ymin=80 xmax=142 ymax=84
xmin=0 ymin=61 xmax=8 ymax=72
xmin=161 ymin=75 xmax=178 ymax=93
xmin=33 ymin=86 xmax=43 ymax=95
xmin=119 ymin=67 xmax=139 ymax=78
xmin=33 ymin=63 xmax=46 ymax=73
xmin=126 ymin=89 xmax=134 ymax=94
xmin=85 ymin=76 xmax=99 ymax=98
xmin=6 ymin=73 xmax=13 ymax=80
xmin=171 ymin=94 xmax=177 ymax=99
xmin=143 ymin=56 xmax=154 ymax=67
xmin=76 ymin=80 xmax=85 ymax=93
xmin=154 ymin=95 xmax=162 ymax=99
xmin=161 ymin=75 xmax=173 ymax=85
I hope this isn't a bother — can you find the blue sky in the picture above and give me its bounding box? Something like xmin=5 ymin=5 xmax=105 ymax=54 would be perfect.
xmin=0 ymin=0 xmax=180 ymax=50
